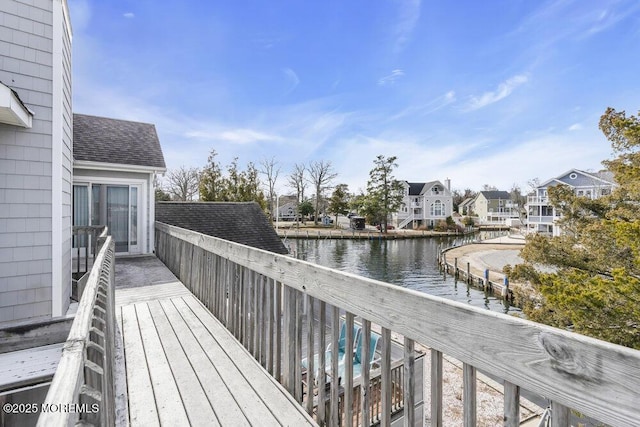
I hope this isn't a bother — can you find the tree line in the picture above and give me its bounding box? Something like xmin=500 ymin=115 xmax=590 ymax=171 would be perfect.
xmin=506 ymin=107 xmax=640 ymax=349
xmin=156 ymin=151 xmax=406 ymax=230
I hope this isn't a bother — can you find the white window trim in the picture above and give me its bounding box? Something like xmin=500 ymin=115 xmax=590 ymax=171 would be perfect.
xmin=73 ymin=175 xmax=150 ymax=255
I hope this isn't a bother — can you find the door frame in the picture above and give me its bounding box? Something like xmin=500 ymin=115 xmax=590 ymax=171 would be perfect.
xmin=72 ymin=176 xmax=148 ymax=255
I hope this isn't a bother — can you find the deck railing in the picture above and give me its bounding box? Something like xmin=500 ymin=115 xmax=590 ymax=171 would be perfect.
xmin=72 ymin=225 xmax=108 ymax=301
xmin=155 ymin=222 xmax=640 ymax=427
xmin=37 ymin=233 xmax=116 ymax=427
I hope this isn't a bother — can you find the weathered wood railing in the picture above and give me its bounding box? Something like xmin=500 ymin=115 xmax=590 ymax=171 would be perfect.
xmin=155 ymin=222 xmax=640 ymax=427
xmin=37 ymin=234 xmax=116 ymax=427
xmin=72 ymin=225 xmax=107 ymax=300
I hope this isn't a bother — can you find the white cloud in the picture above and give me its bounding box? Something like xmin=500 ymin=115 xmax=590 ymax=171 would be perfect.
xmin=392 ymin=0 xmax=422 ymax=53
xmin=465 ymin=74 xmax=529 ymax=111
xmin=186 ymin=128 xmax=282 ymax=144
xmin=386 ymin=90 xmax=456 ymax=122
xmin=378 ymin=69 xmax=405 ymax=86
xmin=123 ymin=12 xmax=135 ymax=19
xmin=568 ymin=123 xmax=582 ymax=131
xmin=282 ymin=68 xmax=300 ymax=95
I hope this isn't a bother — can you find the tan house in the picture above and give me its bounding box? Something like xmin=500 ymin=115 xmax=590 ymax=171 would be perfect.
xmin=471 ymin=191 xmax=520 ymax=225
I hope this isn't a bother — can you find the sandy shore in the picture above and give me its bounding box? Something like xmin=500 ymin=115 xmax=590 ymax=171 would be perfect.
xmin=444 ymin=240 xmax=525 ymax=285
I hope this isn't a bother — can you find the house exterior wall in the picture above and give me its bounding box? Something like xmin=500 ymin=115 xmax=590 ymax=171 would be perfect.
xmin=73 ymin=168 xmax=154 ymax=254
xmin=526 ymin=170 xmax=615 ymax=236
xmin=396 ymin=181 xmax=453 ymax=229
xmin=0 ymin=0 xmax=72 ymax=326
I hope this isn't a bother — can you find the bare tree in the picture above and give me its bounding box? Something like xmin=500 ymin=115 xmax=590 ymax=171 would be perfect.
xmin=287 ymin=163 xmax=307 ymax=227
xmin=308 ymin=160 xmax=337 ymax=225
xmin=165 ymin=166 xmax=200 ymax=201
xmin=259 ymin=157 xmax=281 ymax=221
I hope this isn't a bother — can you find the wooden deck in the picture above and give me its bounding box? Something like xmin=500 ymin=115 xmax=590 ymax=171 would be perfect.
xmin=116 ymin=281 xmax=316 ymax=426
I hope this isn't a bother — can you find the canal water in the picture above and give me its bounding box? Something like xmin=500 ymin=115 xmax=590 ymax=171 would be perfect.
xmin=290 ymin=237 xmax=520 ymax=315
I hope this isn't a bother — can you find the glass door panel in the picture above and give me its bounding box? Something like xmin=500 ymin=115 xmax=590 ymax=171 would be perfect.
xmin=129 ymin=187 xmax=139 ymax=253
xmin=107 ymin=186 xmax=129 ymax=253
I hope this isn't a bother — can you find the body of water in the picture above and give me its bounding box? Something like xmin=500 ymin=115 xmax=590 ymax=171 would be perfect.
xmin=290 ymin=237 xmax=520 ymax=315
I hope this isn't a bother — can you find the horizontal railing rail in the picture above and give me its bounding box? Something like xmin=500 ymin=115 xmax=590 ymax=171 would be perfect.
xmin=155 ymin=221 xmax=640 ymax=427
xmin=38 ymin=233 xmax=116 ymax=427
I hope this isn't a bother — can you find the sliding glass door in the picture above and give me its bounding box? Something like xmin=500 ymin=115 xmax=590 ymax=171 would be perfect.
xmin=73 ymin=183 xmax=141 ymax=253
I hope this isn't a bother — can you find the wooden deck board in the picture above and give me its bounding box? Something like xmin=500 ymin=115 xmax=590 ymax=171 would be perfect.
xmin=115 ymin=281 xmax=189 ymax=306
xmin=0 ymin=343 xmax=62 ymax=392
xmin=120 ymin=304 xmax=159 ymax=426
xmin=145 ymin=300 xmax=219 ymax=426
xmin=181 ymin=296 xmax=316 ymax=426
xmin=117 ymin=281 xmax=315 ymax=426
xmin=158 ymin=298 xmax=250 ymax=426
xmin=133 ymin=303 xmax=190 ymax=426
xmin=172 ymin=297 xmax=283 ymax=426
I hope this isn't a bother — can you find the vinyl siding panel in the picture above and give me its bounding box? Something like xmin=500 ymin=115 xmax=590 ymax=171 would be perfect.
xmin=0 ymin=0 xmax=58 ymax=327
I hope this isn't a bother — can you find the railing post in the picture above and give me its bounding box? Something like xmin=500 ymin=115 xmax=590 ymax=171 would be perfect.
xmin=404 ymin=338 xmax=415 ymax=427
xmin=283 ymin=286 xmax=296 ymax=395
xmin=431 ymin=349 xmax=443 ymax=427
xmin=463 ymin=363 xmax=476 ymax=427
xmin=551 ymin=401 xmax=570 ymax=427
xmin=504 ymin=381 xmax=520 ymax=427
xmin=295 ymin=289 xmax=303 ymax=402
xmin=305 ymin=294 xmax=315 ymax=416
xmin=266 ymin=276 xmax=274 ymax=375
xmin=275 ymin=280 xmax=282 ymax=382
xmin=318 ymin=300 xmax=327 ymax=425
xmin=330 ymin=305 xmax=340 ymax=427
xmin=345 ymin=312 xmax=355 ymax=427
xmin=360 ymin=320 xmax=371 ymax=427
xmin=381 ymin=328 xmax=392 ymax=427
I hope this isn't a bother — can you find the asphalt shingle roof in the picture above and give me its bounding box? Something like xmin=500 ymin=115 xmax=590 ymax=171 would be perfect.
xmin=73 ymin=113 xmax=166 ymax=169
xmin=478 ymin=191 xmax=511 ymax=200
xmin=156 ymin=202 xmax=288 ymax=255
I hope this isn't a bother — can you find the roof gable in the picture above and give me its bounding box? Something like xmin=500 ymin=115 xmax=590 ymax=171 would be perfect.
xmin=156 ymin=202 xmax=288 ymax=254
xmin=539 ymin=169 xmax=616 ymax=189
xmin=73 ymin=113 xmax=166 ymax=169
xmin=406 ymin=182 xmax=425 ymax=196
xmin=406 ymin=181 xmax=449 ymax=196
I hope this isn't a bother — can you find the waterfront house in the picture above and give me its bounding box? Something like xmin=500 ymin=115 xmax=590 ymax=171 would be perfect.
xmin=526 ymin=168 xmax=615 ymax=236
xmin=275 ymin=201 xmax=299 ymax=222
xmin=73 ymin=114 xmax=166 ymax=255
xmin=457 ymin=197 xmax=474 ymax=215
xmin=3 ymin=2 xmax=640 ymax=426
xmin=471 ymin=191 xmax=520 ymax=225
xmin=395 ymin=179 xmax=454 ymax=229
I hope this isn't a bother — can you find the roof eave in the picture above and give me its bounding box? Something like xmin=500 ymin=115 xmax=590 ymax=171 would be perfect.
xmin=74 ymin=159 xmax=167 ymax=174
xmin=0 ymin=83 xmax=33 ymax=128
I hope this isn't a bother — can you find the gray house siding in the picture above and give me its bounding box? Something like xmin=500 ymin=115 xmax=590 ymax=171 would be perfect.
xmin=0 ymin=0 xmax=71 ymax=326
xmin=57 ymin=0 xmax=73 ymax=314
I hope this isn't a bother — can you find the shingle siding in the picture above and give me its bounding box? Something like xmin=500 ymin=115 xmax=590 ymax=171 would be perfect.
xmin=0 ymin=0 xmax=71 ymax=326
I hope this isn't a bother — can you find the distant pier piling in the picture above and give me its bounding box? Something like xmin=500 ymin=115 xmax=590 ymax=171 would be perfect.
xmin=438 ymin=246 xmax=514 ymax=303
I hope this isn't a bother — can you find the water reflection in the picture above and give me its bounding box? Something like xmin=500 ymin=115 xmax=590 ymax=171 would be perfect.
xmin=292 ymin=238 xmax=519 ymax=315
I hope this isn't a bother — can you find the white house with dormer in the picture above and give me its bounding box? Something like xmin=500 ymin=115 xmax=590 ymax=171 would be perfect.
xmin=395 ymin=179 xmax=454 ymax=229
xmin=526 ymin=169 xmax=616 ymax=236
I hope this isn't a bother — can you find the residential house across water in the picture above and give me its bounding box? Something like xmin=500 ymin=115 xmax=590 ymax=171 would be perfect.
xmin=471 ymin=190 xmax=521 ymax=226
xmin=525 ymin=168 xmax=616 ymax=236
xmin=395 ymin=179 xmax=454 ymax=230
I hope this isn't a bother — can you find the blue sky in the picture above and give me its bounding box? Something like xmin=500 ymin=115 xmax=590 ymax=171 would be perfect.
xmin=69 ymin=0 xmax=640 ymax=194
